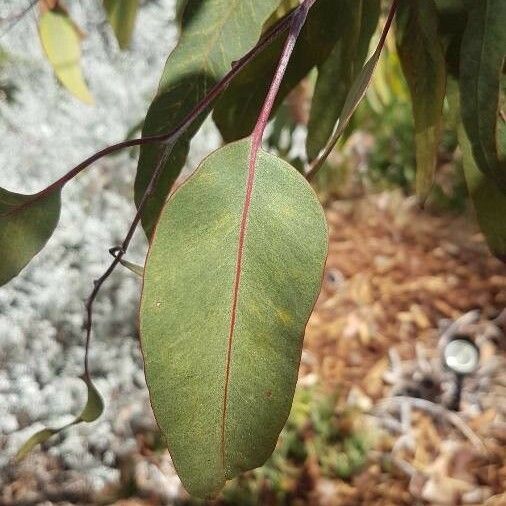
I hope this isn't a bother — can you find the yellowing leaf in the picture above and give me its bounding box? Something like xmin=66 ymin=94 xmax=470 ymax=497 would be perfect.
xmin=38 ymin=9 xmax=93 ymax=104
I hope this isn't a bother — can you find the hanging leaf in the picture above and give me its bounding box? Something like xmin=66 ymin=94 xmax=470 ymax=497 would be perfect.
xmin=175 ymin=0 xmax=188 ymax=25
xmin=262 ymin=0 xmax=299 ymax=29
xmin=306 ymin=2 xmax=397 ymax=179
xmin=447 ymin=79 xmax=506 ymax=262
xmin=212 ymin=0 xmax=343 ymax=144
xmin=140 ymin=138 xmax=328 ymax=498
xmin=306 ymin=0 xmax=380 ymax=161
xmin=0 ymin=189 xmax=61 ymax=287
xmin=396 ymin=0 xmax=446 ymax=202
xmin=16 ymin=376 xmax=104 ymax=461
xmin=103 ymin=0 xmax=139 ymax=50
xmin=119 ymin=258 xmax=144 ymax=277
xmin=459 ymin=0 xmax=506 ymax=192
xmin=38 ymin=8 xmax=93 ymax=104
xmin=134 ymin=0 xmax=280 ymax=238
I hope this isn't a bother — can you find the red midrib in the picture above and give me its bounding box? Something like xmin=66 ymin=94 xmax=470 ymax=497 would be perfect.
xmin=221 ymin=144 xmax=259 ymax=469
xmin=219 ymin=0 xmax=311 ymax=470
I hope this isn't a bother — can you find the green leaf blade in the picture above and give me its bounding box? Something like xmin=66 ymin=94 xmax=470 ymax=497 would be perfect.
xmin=0 ymin=189 xmax=61 ymax=287
xmin=212 ymin=0 xmax=343 ymax=144
xmin=103 ymin=0 xmax=140 ymax=50
xmin=16 ymin=377 xmax=104 ymax=461
xmin=459 ymin=0 xmax=506 ymax=191
xmin=306 ymin=0 xmax=380 ymax=161
xmin=396 ymin=0 xmax=447 ymax=202
xmin=448 ymin=78 xmax=506 ymax=261
xmin=134 ymin=0 xmax=281 ymax=238
xmin=140 ymin=139 xmax=328 ymax=498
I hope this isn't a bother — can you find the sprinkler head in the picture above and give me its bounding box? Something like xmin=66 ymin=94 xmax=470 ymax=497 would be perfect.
xmin=443 ymin=336 xmax=480 ymax=376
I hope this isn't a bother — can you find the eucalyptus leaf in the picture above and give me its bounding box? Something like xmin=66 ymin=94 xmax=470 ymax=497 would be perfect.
xmin=140 ymin=138 xmax=328 ymax=498
xmin=447 ymin=79 xmax=506 ymax=262
xmin=396 ymin=0 xmax=446 ymax=202
xmin=16 ymin=376 xmax=104 ymax=461
xmin=38 ymin=9 xmax=93 ymax=104
xmin=212 ymin=0 xmax=343 ymax=143
xmin=0 ymin=189 xmax=61 ymax=287
xmin=134 ymin=0 xmax=280 ymax=238
xmin=103 ymin=0 xmax=139 ymax=50
xmin=306 ymin=0 xmax=380 ymax=161
xmin=459 ymin=0 xmax=506 ymax=191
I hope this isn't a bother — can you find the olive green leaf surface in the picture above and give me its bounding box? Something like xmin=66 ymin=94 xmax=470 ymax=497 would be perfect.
xmin=103 ymin=0 xmax=139 ymax=50
xmin=16 ymin=376 xmax=104 ymax=461
xmin=212 ymin=0 xmax=343 ymax=143
xmin=140 ymin=139 xmax=328 ymax=498
xmin=396 ymin=0 xmax=446 ymax=202
xmin=38 ymin=8 xmax=93 ymax=104
xmin=134 ymin=0 xmax=280 ymax=238
xmin=0 ymin=188 xmax=61 ymax=287
xmin=306 ymin=0 xmax=380 ymax=161
xmin=459 ymin=0 xmax=506 ymax=192
xmin=306 ymin=9 xmax=395 ymax=178
xmin=448 ymin=79 xmax=506 ymax=261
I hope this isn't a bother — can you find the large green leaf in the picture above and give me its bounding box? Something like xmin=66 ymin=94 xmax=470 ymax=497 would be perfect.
xmin=459 ymin=0 xmax=506 ymax=192
xmin=306 ymin=0 xmax=380 ymax=161
xmin=0 ymin=189 xmax=61 ymax=287
xmin=103 ymin=0 xmax=139 ymax=50
xmin=396 ymin=0 xmax=447 ymax=201
xmin=16 ymin=376 xmax=104 ymax=461
xmin=134 ymin=0 xmax=280 ymax=238
xmin=38 ymin=9 xmax=93 ymax=104
xmin=212 ymin=0 xmax=343 ymax=144
xmin=448 ymin=79 xmax=506 ymax=261
xmin=140 ymin=138 xmax=328 ymax=498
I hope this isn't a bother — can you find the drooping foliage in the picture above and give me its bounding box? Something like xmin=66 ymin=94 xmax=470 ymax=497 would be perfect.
xmin=3 ymin=0 xmax=505 ymax=499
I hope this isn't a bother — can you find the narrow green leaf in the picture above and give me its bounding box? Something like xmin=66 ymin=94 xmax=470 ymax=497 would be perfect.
xmin=103 ymin=0 xmax=139 ymax=50
xmin=16 ymin=376 xmax=104 ymax=461
xmin=15 ymin=428 xmax=59 ymax=462
xmin=306 ymin=2 xmax=397 ymax=178
xmin=306 ymin=0 xmax=380 ymax=161
xmin=119 ymin=258 xmax=144 ymax=277
xmin=447 ymin=79 xmax=506 ymax=261
xmin=459 ymin=0 xmax=506 ymax=191
xmin=134 ymin=0 xmax=280 ymax=238
xmin=0 ymin=189 xmax=61 ymax=287
xmin=140 ymin=138 xmax=328 ymax=498
xmin=396 ymin=0 xmax=447 ymax=201
xmin=175 ymin=0 xmax=188 ymax=25
xmin=212 ymin=0 xmax=343 ymax=144
xmin=38 ymin=9 xmax=93 ymax=104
